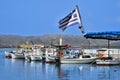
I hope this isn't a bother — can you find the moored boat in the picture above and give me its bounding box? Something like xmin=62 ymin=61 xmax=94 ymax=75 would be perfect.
xmin=30 ymin=54 xmax=42 ymax=61
xmin=11 ymin=53 xmax=25 ymax=59
xmin=46 ymin=46 xmax=97 ymax=64
xmin=25 ymin=46 xmax=44 ymax=61
xmin=25 ymin=52 xmax=42 ymax=61
xmin=95 ymin=49 xmax=120 ymax=65
xmin=96 ymin=57 xmax=120 ymax=65
xmin=44 ymin=47 xmax=57 ymax=63
xmin=10 ymin=49 xmax=26 ymax=59
xmin=60 ymin=53 xmax=97 ymax=64
xmin=5 ymin=51 xmax=13 ymax=58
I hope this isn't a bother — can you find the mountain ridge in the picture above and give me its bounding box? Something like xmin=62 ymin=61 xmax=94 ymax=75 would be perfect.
xmin=0 ymin=34 xmax=119 ymax=48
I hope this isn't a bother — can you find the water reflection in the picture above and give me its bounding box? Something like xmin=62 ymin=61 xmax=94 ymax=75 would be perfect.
xmin=56 ymin=64 xmax=70 ymax=80
xmin=1 ymin=48 xmax=120 ymax=80
xmin=96 ymin=66 xmax=120 ymax=80
xmin=2 ymin=58 xmax=120 ymax=80
xmin=78 ymin=64 xmax=120 ymax=80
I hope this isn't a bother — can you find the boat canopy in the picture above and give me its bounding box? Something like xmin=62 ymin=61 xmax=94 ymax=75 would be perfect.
xmin=84 ymin=31 xmax=120 ymax=40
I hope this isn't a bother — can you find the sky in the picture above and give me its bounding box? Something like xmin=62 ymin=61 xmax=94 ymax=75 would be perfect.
xmin=0 ymin=0 xmax=120 ymax=36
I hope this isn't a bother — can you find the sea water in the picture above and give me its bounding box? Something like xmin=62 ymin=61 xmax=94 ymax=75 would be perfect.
xmin=0 ymin=48 xmax=120 ymax=80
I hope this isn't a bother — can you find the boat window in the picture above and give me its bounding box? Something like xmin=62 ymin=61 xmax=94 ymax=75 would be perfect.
xmin=82 ymin=55 xmax=91 ymax=58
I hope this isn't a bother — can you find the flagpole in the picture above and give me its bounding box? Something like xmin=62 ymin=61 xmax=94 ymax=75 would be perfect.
xmin=76 ymin=5 xmax=83 ymax=26
xmin=76 ymin=5 xmax=86 ymax=35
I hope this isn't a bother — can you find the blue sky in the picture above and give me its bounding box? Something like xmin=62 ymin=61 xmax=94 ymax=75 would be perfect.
xmin=0 ymin=0 xmax=120 ymax=36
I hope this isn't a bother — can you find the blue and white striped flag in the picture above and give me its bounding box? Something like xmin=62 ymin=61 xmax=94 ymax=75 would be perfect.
xmin=59 ymin=7 xmax=82 ymax=31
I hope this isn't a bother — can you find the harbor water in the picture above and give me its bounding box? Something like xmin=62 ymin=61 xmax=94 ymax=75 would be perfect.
xmin=0 ymin=48 xmax=120 ymax=80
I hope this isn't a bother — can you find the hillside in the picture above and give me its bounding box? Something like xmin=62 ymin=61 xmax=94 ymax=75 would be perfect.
xmin=0 ymin=34 xmax=119 ymax=48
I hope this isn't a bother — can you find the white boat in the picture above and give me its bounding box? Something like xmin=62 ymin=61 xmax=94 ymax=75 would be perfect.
xmin=5 ymin=51 xmax=12 ymax=58
xmin=45 ymin=56 xmax=56 ymax=63
xmin=5 ymin=50 xmax=19 ymax=58
xmin=60 ymin=54 xmax=97 ymax=64
xmin=24 ymin=45 xmax=45 ymax=61
xmin=44 ymin=47 xmax=57 ymax=63
xmin=10 ymin=49 xmax=25 ymax=59
xmin=96 ymin=49 xmax=120 ymax=65
xmin=11 ymin=53 xmax=25 ymax=59
xmin=30 ymin=55 xmax=42 ymax=61
xmin=59 ymin=47 xmax=97 ymax=64
xmin=96 ymin=57 xmax=120 ymax=65
xmin=29 ymin=47 xmax=44 ymax=61
xmin=5 ymin=50 xmax=25 ymax=59
xmin=46 ymin=47 xmax=97 ymax=64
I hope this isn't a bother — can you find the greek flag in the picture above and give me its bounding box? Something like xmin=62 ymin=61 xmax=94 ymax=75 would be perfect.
xmin=59 ymin=7 xmax=82 ymax=31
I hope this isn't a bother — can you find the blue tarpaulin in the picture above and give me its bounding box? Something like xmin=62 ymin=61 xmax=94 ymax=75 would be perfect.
xmin=84 ymin=31 xmax=120 ymax=40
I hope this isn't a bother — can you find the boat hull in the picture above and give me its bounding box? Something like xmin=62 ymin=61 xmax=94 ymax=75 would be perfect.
xmin=11 ymin=53 xmax=25 ymax=59
xmin=5 ymin=52 xmax=12 ymax=58
xmin=60 ymin=58 xmax=97 ymax=64
xmin=30 ymin=55 xmax=42 ymax=61
xmin=45 ymin=56 xmax=56 ymax=63
xmin=96 ymin=59 xmax=120 ymax=66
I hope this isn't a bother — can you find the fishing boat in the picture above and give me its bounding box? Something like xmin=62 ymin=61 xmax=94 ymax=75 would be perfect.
xmin=11 ymin=52 xmax=25 ymax=59
xmin=44 ymin=47 xmax=57 ymax=63
xmin=11 ymin=49 xmax=25 ymax=59
xmin=96 ymin=57 xmax=120 ymax=65
xmin=44 ymin=36 xmax=97 ymax=64
xmin=5 ymin=49 xmax=25 ymax=59
xmin=5 ymin=51 xmax=13 ymax=58
xmin=95 ymin=49 xmax=120 ymax=65
xmin=29 ymin=55 xmax=42 ymax=61
xmin=45 ymin=55 xmax=56 ymax=63
xmin=60 ymin=51 xmax=97 ymax=64
xmin=46 ymin=45 xmax=97 ymax=64
xmin=25 ymin=45 xmax=44 ymax=61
